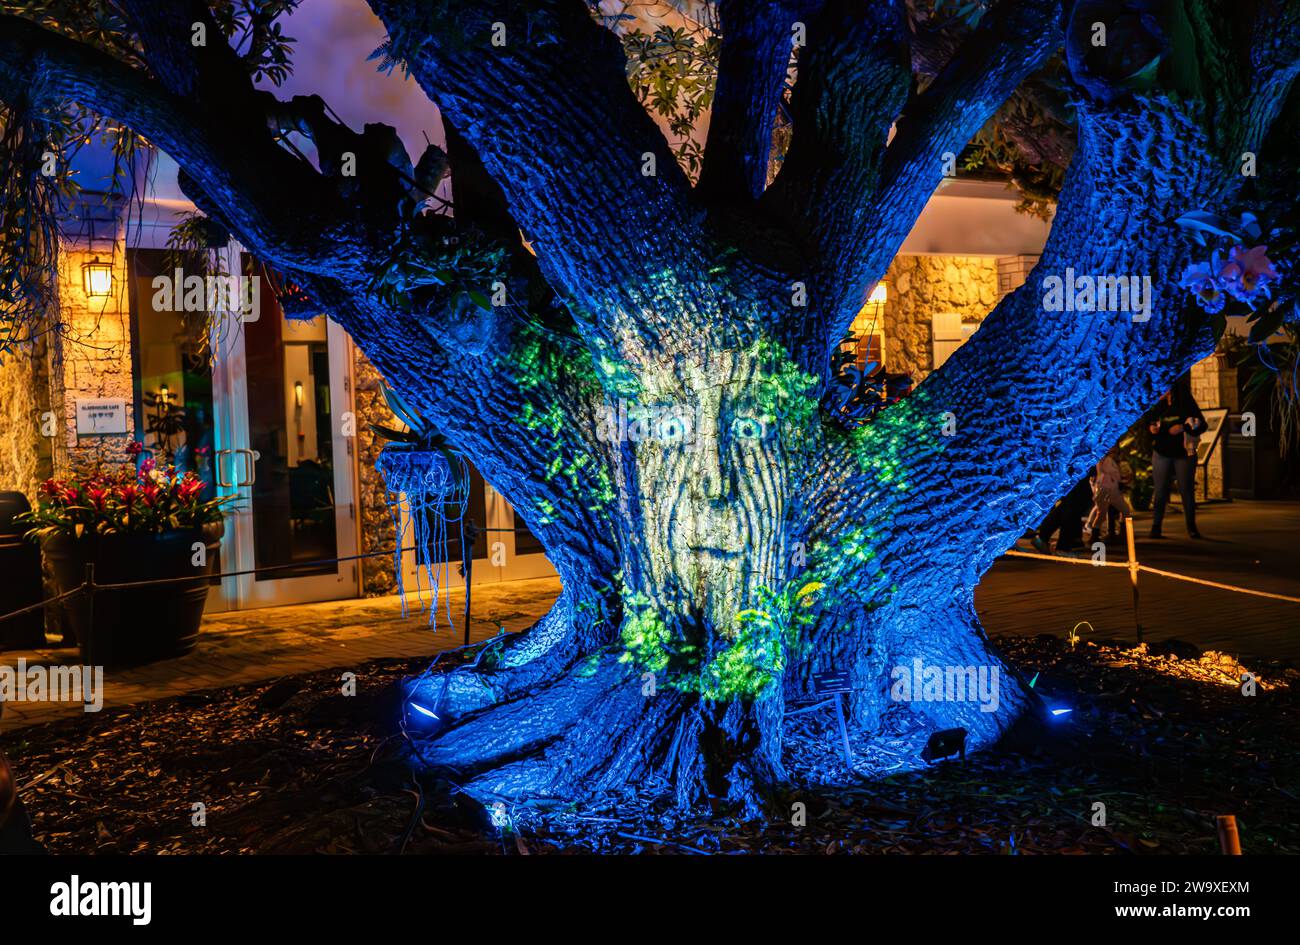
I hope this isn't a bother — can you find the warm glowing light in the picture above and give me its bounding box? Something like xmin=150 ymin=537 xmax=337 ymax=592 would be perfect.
xmin=867 ymin=282 xmax=888 ymax=304
xmin=159 ymin=385 xmax=170 ymax=402
xmin=82 ymin=258 xmax=112 ymax=297
xmin=294 ymin=380 xmax=304 ymax=407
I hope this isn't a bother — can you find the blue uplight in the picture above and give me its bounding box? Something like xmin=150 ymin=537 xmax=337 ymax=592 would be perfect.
xmin=409 ymin=701 xmax=440 ymax=720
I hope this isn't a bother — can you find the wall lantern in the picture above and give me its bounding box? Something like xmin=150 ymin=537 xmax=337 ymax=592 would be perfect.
xmin=294 ymin=381 xmax=304 ymax=408
xmin=82 ymin=257 xmax=113 ymax=298
xmin=867 ymin=281 xmax=888 ymax=305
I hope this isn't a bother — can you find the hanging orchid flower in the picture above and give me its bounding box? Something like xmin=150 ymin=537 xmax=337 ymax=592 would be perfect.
xmin=1178 ymin=255 xmax=1229 ymax=313
xmin=1226 ymin=245 xmax=1278 ymax=298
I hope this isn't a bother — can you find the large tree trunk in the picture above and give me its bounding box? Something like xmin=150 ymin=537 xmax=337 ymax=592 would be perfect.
xmin=401 ymin=72 xmax=1293 ymax=814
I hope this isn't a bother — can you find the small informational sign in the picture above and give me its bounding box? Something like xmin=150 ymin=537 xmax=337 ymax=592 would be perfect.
xmin=1196 ymin=407 xmax=1229 ymax=463
xmin=75 ymin=398 xmax=129 ymax=436
xmin=812 ymin=670 xmax=855 ymax=766
xmin=813 ymin=670 xmax=852 ymax=695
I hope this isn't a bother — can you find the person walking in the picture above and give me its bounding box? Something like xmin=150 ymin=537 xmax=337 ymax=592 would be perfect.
xmin=1032 ymin=471 xmax=1095 ymax=556
xmin=1145 ymin=380 xmax=1206 ymax=539
xmin=1087 ymin=447 xmax=1132 ymax=544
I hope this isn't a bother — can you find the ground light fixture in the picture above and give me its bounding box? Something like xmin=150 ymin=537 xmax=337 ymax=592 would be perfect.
xmin=408 ymin=700 xmax=439 ymax=721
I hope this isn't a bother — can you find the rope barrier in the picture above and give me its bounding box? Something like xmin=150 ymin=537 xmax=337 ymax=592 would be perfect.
xmin=3 ymin=525 xmax=1299 ymax=630
xmin=0 ymin=541 xmax=456 ymax=625
xmin=1003 ymin=549 xmax=1128 ymax=568
xmin=1003 ymin=541 xmax=1300 ymax=604
xmin=1133 ymin=564 xmax=1300 ymax=605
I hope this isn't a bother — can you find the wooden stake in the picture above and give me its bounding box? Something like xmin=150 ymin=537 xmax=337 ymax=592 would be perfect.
xmin=1124 ymin=515 xmax=1142 ymax=643
xmin=1217 ymin=815 xmax=1242 ymax=855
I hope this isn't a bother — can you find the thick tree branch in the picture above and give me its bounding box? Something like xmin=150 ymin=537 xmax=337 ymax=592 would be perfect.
xmin=821 ymin=0 xmax=1300 ymax=601
xmin=696 ymin=0 xmax=813 ymax=202
xmin=760 ymin=0 xmax=910 ymax=257
xmin=811 ymin=0 xmax=1063 ymax=342
xmin=0 ymin=13 xmax=361 ymax=278
xmin=364 ymin=0 xmax=717 ymax=358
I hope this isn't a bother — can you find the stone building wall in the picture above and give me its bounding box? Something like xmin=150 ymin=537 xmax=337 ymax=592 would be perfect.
xmin=52 ymin=246 xmax=136 ymax=477
xmin=873 ymin=255 xmax=1001 ymax=381
xmin=0 ymin=330 xmax=55 ymax=501
xmin=1189 ymin=353 xmax=1229 ymax=499
xmin=353 ymin=351 xmax=400 ymax=596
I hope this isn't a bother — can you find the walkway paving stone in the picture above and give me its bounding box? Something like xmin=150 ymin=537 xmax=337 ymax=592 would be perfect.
xmin=0 ymin=578 xmax=560 ymax=732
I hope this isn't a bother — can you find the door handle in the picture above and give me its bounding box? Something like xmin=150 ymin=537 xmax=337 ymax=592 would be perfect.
xmin=215 ymin=449 xmax=235 ymax=488
xmin=235 ymin=448 xmax=258 ymax=486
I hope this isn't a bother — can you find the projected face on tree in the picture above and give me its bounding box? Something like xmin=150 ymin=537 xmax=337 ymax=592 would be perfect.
xmin=628 ymin=350 xmax=790 ymax=636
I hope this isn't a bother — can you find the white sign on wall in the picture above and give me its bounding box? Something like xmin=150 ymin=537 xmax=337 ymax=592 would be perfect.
xmin=75 ymin=398 xmax=129 ymax=436
xmin=931 ymin=312 xmax=977 ymax=370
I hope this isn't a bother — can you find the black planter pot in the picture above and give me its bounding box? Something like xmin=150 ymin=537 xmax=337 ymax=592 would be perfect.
xmin=0 ymin=491 xmax=45 ymax=649
xmin=42 ymin=524 xmax=222 ymax=666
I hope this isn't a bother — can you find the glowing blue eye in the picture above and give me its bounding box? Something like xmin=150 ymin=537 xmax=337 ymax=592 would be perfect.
xmin=731 ymin=416 xmax=765 ymax=440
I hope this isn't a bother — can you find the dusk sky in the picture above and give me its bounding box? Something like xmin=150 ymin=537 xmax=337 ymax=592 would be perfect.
xmin=274 ymin=0 xmax=446 ymax=156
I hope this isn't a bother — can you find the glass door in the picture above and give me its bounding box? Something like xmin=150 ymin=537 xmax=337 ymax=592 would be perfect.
xmin=129 ymin=248 xmax=236 ymax=612
xmin=129 ymin=248 xmax=360 ymax=612
xmin=218 ymin=258 xmax=359 ymax=608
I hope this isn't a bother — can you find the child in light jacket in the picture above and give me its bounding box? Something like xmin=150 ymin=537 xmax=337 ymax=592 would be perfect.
xmin=1087 ymin=448 xmax=1131 ymax=544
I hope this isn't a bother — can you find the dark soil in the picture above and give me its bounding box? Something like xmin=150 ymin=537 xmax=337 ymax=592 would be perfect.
xmin=3 ymin=635 xmax=1296 ymax=854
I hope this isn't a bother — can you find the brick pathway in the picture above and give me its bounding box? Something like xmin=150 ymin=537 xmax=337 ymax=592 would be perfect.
xmin=0 ymin=577 xmax=560 ymax=732
xmin=3 ymin=501 xmax=1297 ymax=732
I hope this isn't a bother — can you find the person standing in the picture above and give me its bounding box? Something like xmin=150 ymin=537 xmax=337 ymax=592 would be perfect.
xmin=1146 ymin=380 xmax=1206 ymax=539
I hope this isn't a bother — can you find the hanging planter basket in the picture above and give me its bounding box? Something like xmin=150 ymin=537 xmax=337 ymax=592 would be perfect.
xmin=375 ymin=444 xmax=471 ymax=623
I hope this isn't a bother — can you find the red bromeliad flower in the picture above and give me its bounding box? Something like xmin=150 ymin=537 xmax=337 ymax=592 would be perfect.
xmin=125 ymin=441 xmax=145 ymax=457
xmin=22 ymin=455 xmax=230 ymax=537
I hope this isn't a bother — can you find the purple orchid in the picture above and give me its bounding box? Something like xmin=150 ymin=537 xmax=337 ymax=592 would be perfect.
xmin=1178 ymin=257 xmax=1228 ymax=313
xmin=1226 ymin=245 xmax=1278 ymax=297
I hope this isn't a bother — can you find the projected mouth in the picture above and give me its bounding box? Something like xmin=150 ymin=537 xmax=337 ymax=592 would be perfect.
xmin=689 ymin=544 xmax=742 ymax=558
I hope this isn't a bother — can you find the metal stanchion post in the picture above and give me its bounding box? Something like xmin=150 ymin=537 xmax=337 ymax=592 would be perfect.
xmin=462 ymin=521 xmax=474 ymax=646
xmin=83 ymin=562 xmax=96 ymax=667
xmin=1124 ymin=515 xmax=1142 ymax=643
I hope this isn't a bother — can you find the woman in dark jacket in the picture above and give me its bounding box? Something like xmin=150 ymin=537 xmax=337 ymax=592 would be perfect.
xmin=1145 ymin=379 xmax=1207 ymax=539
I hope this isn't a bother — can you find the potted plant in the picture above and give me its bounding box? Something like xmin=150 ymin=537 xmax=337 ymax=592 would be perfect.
xmin=19 ymin=444 xmax=233 ymax=666
xmin=371 ymin=385 xmax=471 ymax=607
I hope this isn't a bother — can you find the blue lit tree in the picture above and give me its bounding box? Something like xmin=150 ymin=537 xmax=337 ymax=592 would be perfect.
xmin=2 ymin=0 xmax=1298 ymax=815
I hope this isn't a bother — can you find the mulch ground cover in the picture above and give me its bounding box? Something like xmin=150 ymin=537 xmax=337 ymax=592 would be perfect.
xmin=4 ymin=634 xmax=1296 ymax=854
